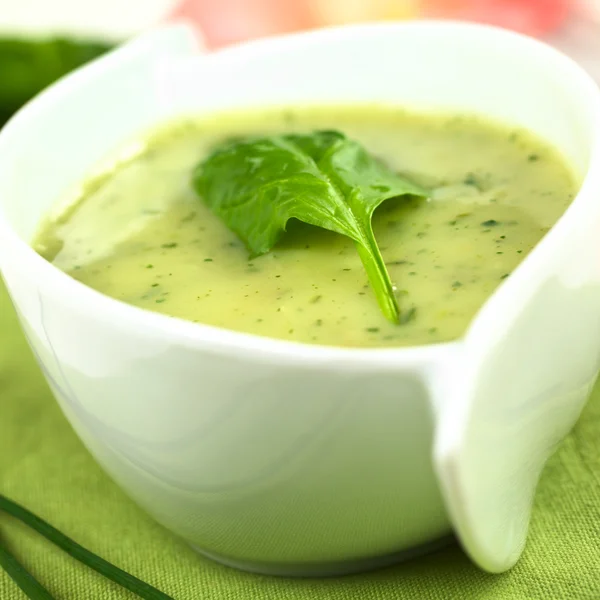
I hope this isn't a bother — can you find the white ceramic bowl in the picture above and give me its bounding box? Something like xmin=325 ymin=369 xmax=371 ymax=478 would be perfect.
xmin=1 ymin=22 xmax=600 ymax=576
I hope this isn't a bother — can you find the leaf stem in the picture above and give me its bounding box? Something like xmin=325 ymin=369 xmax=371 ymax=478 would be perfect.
xmin=355 ymin=236 xmax=400 ymax=323
xmin=0 ymin=495 xmax=174 ymax=600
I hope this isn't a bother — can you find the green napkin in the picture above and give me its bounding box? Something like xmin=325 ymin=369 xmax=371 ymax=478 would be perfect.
xmin=1 ymin=280 xmax=600 ymax=600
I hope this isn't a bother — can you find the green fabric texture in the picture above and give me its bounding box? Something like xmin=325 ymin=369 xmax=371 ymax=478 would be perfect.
xmin=1 ymin=281 xmax=600 ymax=600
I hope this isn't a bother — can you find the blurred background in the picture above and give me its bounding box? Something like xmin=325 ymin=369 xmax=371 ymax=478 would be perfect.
xmin=0 ymin=0 xmax=600 ymax=126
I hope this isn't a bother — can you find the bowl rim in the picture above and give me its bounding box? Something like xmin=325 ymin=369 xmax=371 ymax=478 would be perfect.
xmin=1 ymin=19 xmax=599 ymax=367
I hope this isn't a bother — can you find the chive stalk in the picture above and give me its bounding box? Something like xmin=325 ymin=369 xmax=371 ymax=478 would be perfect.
xmin=0 ymin=495 xmax=174 ymax=600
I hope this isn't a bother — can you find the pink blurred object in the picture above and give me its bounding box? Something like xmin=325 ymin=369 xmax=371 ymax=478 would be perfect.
xmin=171 ymin=0 xmax=572 ymax=48
xmin=171 ymin=0 xmax=312 ymax=47
xmin=426 ymin=0 xmax=571 ymax=36
xmin=579 ymin=0 xmax=600 ymax=22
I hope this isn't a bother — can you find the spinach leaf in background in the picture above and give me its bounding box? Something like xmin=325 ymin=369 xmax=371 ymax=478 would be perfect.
xmin=193 ymin=130 xmax=428 ymax=324
xmin=0 ymin=37 xmax=113 ymax=127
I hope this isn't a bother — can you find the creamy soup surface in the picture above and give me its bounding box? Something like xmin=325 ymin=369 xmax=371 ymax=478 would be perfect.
xmin=34 ymin=106 xmax=577 ymax=347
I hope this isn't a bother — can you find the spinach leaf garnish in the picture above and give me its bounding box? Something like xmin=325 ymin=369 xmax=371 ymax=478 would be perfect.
xmin=193 ymin=130 xmax=427 ymax=323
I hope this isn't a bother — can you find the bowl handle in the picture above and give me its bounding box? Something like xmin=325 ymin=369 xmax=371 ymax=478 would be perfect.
xmin=431 ymin=277 xmax=600 ymax=572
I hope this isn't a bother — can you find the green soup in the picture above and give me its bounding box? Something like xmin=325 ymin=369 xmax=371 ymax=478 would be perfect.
xmin=34 ymin=106 xmax=577 ymax=348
